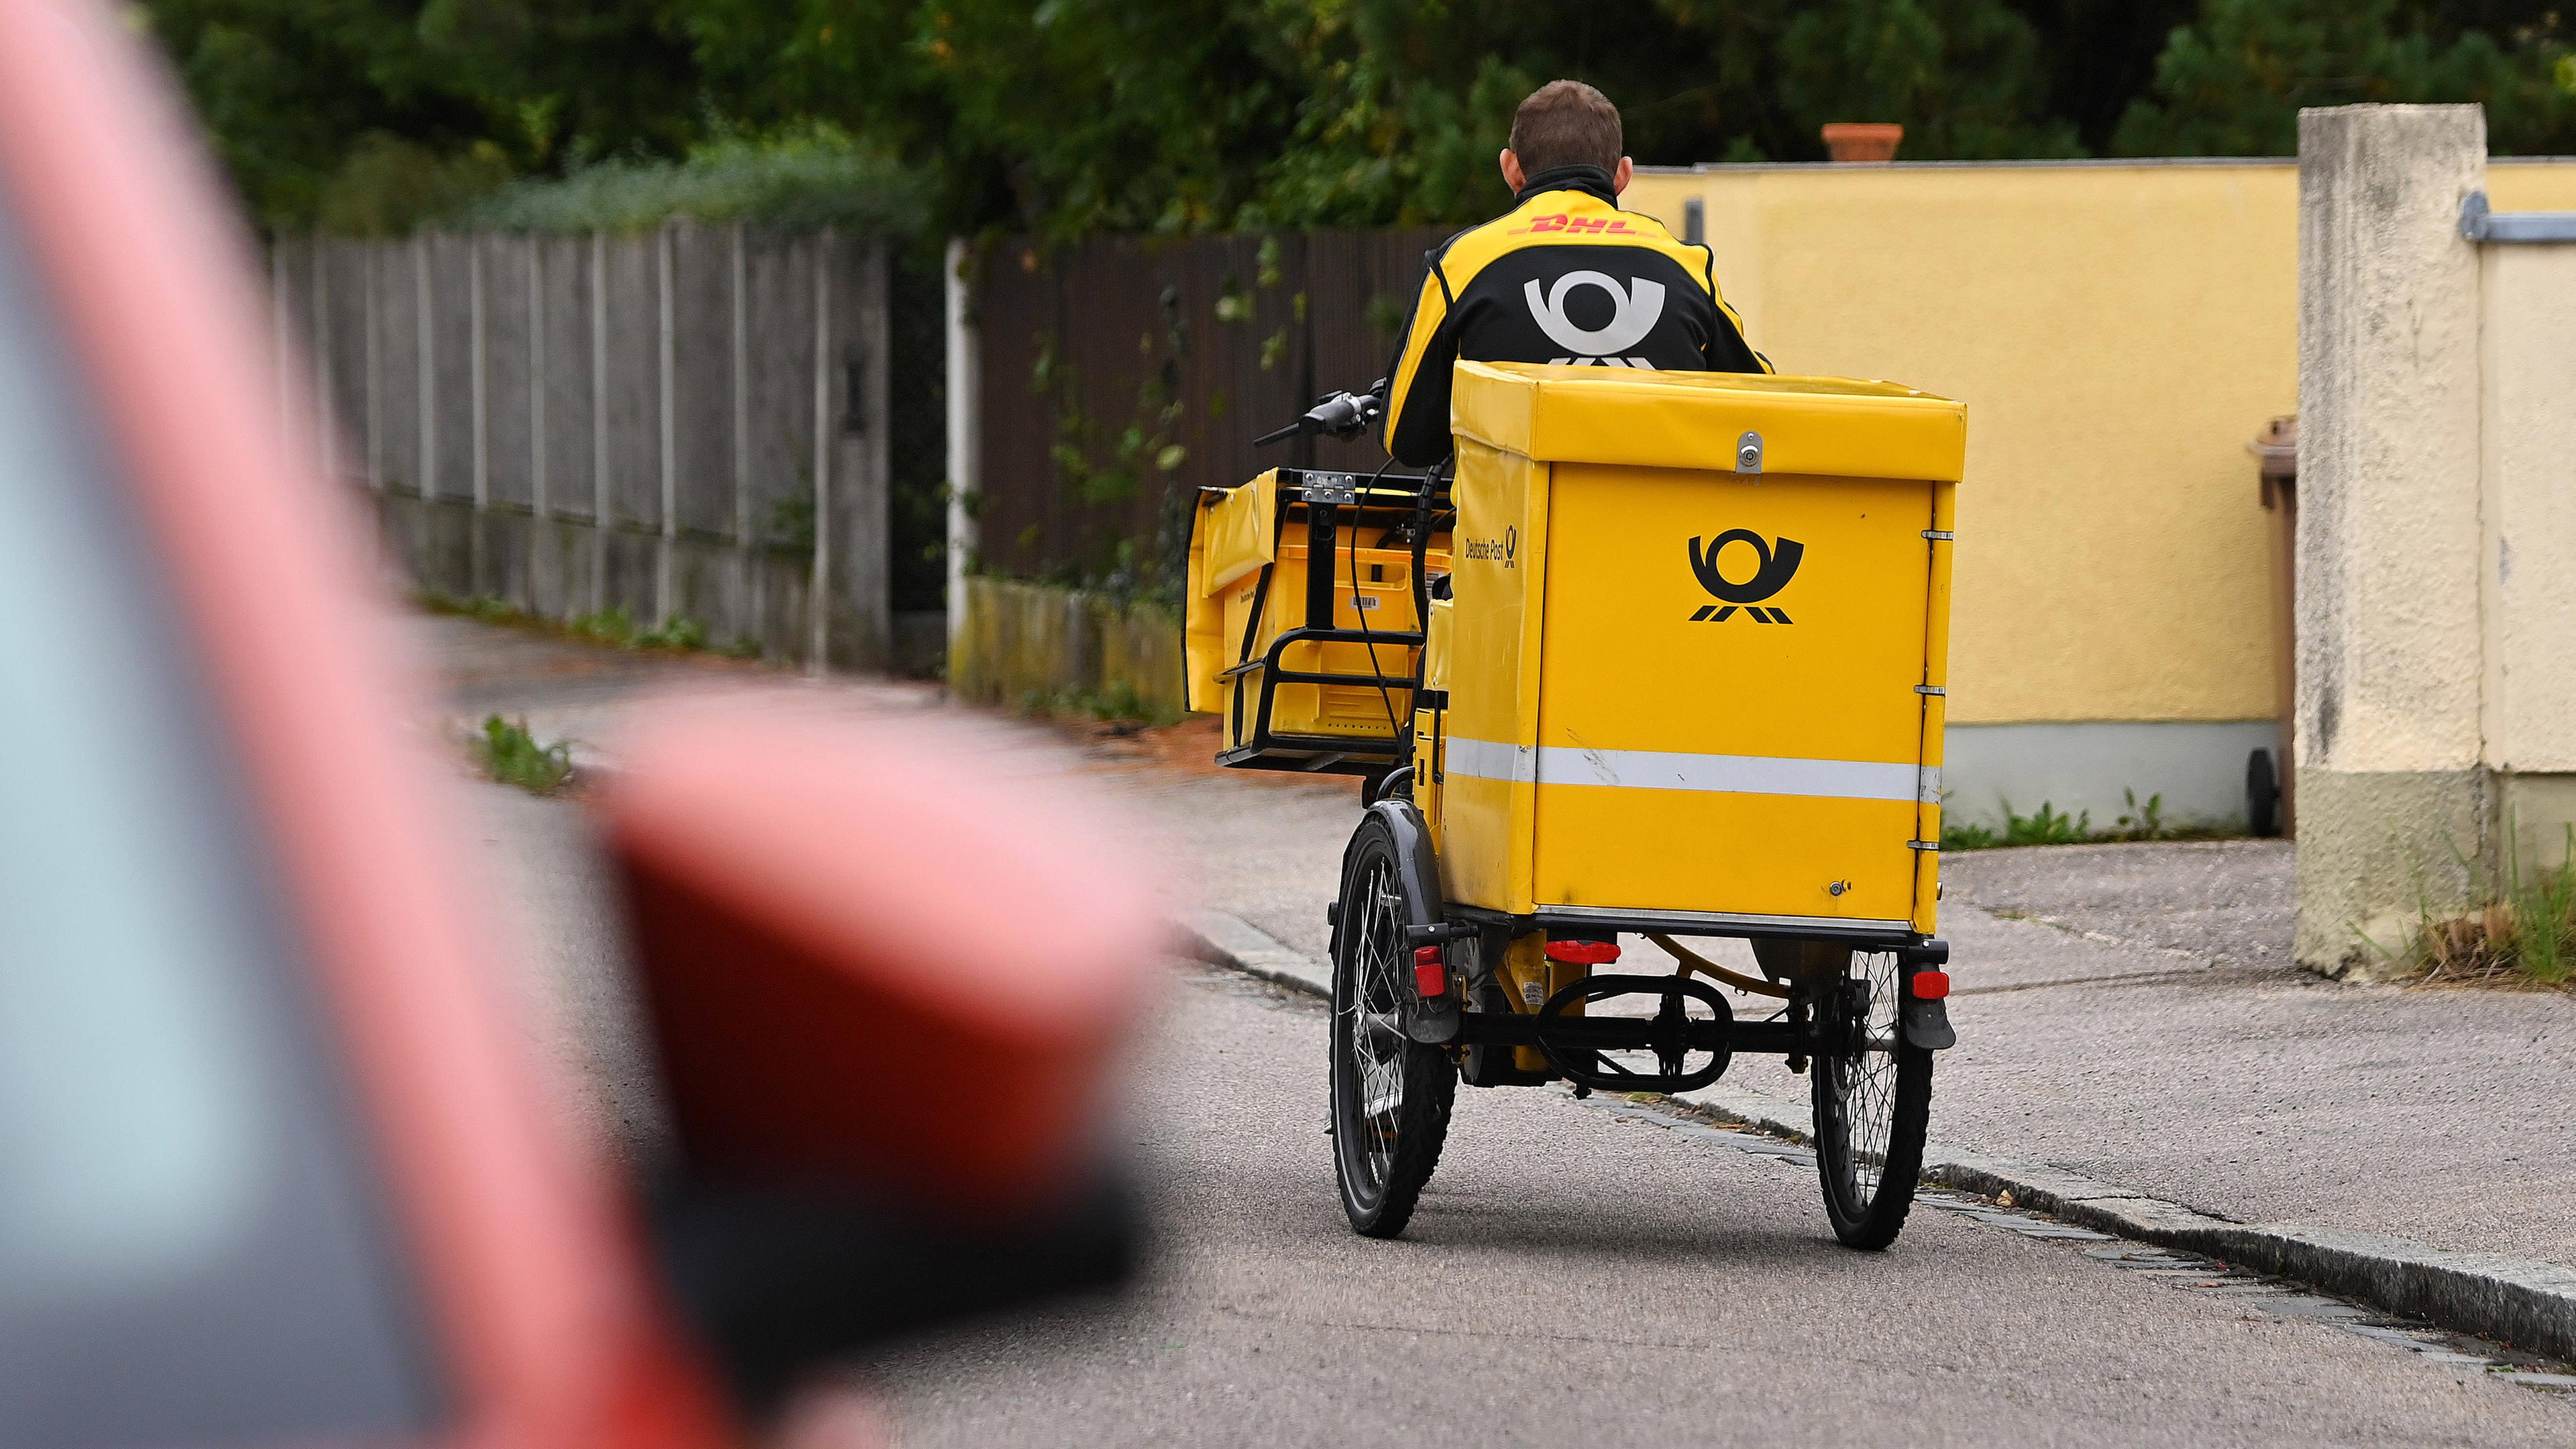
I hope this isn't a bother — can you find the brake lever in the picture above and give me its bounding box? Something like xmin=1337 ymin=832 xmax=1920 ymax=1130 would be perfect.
xmin=1255 ymin=386 xmax=1385 ymax=448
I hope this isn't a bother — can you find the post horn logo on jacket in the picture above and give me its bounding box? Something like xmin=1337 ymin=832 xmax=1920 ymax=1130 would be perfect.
xmin=1379 ymin=165 xmax=1771 ymax=467
xmin=1525 ymin=272 xmax=1666 ymax=366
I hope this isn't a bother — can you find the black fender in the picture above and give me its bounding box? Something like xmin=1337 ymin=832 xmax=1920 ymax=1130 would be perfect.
xmin=1902 ymin=998 xmax=1955 ymax=1051
xmin=1347 ymin=799 xmax=1462 ymax=1042
xmin=1360 ymin=798 xmax=1443 ymax=939
xmin=1900 ymin=939 xmax=1957 ymax=1051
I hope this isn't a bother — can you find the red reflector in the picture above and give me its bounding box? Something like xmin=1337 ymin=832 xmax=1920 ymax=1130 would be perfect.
xmin=1910 ymin=969 xmax=1951 ymax=1000
xmin=1413 ymin=945 xmax=1447 ymax=998
xmin=1544 ymin=939 xmax=1621 ymax=965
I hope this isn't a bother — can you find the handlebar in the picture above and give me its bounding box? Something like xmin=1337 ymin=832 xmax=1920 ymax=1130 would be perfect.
xmin=1256 ymin=383 xmax=1385 ymax=448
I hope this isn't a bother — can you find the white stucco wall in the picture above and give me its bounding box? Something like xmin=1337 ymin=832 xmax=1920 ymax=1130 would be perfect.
xmin=2478 ymin=242 xmax=2576 ymax=775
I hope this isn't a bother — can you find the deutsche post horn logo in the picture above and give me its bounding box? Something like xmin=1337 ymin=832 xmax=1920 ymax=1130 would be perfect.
xmin=1523 ymin=271 xmax=1666 ymax=367
xmin=1687 ymin=529 xmax=1804 ymax=623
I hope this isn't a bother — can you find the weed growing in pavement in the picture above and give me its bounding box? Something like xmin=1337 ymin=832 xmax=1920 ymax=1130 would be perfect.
xmin=2114 ymin=788 xmax=2165 ymax=838
xmin=1942 ymin=799 xmax=2090 ymax=850
xmin=472 ymin=715 xmax=575 ymax=794
xmin=2377 ymin=826 xmax=2576 ymax=991
xmin=568 ymin=605 xmax=637 ymax=645
xmin=421 ymin=592 xmax=531 ymax=626
xmin=567 ymin=605 xmax=711 ymax=653
xmin=634 ymin=614 xmax=706 ymax=651
xmin=1941 ymin=790 xmax=2245 ymax=851
xmin=426 ymin=589 xmax=765 ymax=662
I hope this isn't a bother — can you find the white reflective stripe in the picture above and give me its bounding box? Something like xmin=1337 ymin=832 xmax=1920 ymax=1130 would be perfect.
xmin=1545 ymin=747 xmax=1920 ymax=800
xmin=1919 ymin=766 xmax=1943 ymax=804
xmin=1444 ymin=737 xmax=1536 ymax=784
xmin=1448 ymin=739 xmax=1925 ymax=802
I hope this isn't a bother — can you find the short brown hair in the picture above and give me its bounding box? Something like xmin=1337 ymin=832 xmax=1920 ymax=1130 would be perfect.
xmin=1509 ymin=80 xmax=1623 ymax=174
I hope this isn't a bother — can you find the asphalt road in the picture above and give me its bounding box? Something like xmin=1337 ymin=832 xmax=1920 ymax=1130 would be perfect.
xmin=458 ymin=780 xmax=2573 ymax=1449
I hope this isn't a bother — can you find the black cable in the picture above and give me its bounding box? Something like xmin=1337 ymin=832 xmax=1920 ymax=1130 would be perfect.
xmin=1348 ymin=453 xmax=1407 ymax=747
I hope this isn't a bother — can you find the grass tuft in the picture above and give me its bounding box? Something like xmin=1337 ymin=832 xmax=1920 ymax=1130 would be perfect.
xmin=472 ymin=715 xmax=575 ymax=795
xmin=2379 ymin=826 xmax=2576 ymax=990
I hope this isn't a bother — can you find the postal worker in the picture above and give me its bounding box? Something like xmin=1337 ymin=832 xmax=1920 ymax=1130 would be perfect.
xmin=1378 ymin=78 xmax=1772 ymax=468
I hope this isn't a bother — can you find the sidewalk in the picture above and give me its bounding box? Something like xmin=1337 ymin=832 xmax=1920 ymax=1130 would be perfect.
xmin=415 ymin=611 xmax=2576 ymax=1279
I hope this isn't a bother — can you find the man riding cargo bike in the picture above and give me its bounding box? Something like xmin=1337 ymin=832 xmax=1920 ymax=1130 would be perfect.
xmin=1187 ymin=80 xmax=1966 ymax=1251
xmin=1381 ymin=80 xmax=1770 ymax=467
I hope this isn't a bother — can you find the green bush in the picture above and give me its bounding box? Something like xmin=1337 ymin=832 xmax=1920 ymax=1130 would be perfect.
xmin=319 ymin=134 xmax=517 ymax=237
xmin=459 ymin=126 xmax=922 ymax=235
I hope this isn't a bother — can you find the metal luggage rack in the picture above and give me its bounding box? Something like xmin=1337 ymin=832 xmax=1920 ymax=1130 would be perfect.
xmin=1208 ymin=466 xmax=1452 ymax=778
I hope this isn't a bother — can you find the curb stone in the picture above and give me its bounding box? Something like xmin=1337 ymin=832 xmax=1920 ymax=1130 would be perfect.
xmin=1175 ymin=907 xmax=2576 ymax=1364
xmin=1177 ymin=910 xmax=1332 ymax=998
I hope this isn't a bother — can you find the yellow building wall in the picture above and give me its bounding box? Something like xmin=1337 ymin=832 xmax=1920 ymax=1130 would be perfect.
xmin=1622 ymin=160 xmax=2576 ymax=727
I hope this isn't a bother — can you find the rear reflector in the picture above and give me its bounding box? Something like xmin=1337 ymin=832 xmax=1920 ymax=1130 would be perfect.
xmin=1910 ymin=969 xmax=1951 ymax=1000
xmin=1544 ymin=938 xmax=1621 ymax=965
xmin=1412 ymin=945 xmax=1446 ymax=998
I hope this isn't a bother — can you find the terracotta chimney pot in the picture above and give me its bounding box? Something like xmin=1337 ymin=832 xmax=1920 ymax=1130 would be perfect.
xmin=1821 ymin=123 xmax=1904 ymax=164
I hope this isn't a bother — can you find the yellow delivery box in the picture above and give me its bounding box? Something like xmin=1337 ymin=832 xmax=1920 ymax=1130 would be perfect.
xmin=1430 ymin=362 xmax=1962 ymax=936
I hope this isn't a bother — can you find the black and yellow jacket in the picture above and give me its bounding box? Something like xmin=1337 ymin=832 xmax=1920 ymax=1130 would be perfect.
xmin=1380 ymin=166 xmax=1770 ymax=466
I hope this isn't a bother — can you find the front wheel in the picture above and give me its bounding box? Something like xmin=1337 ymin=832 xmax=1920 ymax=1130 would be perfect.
xmin=1810 ymin=948 xmax=1933 ymax=1250
xmin=1328 ymin=816 xmax=1454 ymax=1238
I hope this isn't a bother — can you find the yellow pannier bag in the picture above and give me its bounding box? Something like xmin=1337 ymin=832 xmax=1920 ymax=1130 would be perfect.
xmin=1432 ymin=362 xmax=1963 ymax=937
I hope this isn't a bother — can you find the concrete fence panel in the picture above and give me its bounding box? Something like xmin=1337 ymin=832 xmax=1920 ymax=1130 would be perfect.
xmin=316 ymin=238 xmax=372 ymax=487
xmin=667 ymin=223 xmax=738 ymax=541
xmin=369 ymin=242 xmax=421 ymax=496
xmin=534 ymin=234 xmax=596 ymax=524
xmin=274 ymin=225 xmax=895 ymax=669
xmin=741 ymin=231 xmax=818 ymax=545
xmin=598 ymin=232 xmax=665 ymax=621
xmin=479 ymin=233 xmax=537 ymax=515
xmin=426 ymin=233 xmax=478 ymax=506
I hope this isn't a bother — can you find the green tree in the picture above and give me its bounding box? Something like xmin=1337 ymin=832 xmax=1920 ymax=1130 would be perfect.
xmin=142 ymin=0 xmax=703 ymax=229
xmin=2113 ymin=0 xmax=2576 ymax=155
xmin=1776 ymin=0 xmax=2081 ymax=158
xmin=138 ymin=0 xmax=2576 ymax=238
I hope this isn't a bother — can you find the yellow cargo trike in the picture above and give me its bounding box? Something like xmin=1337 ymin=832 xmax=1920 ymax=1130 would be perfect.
xmin=1187 ymin=362 xmax=1964 ymax=1250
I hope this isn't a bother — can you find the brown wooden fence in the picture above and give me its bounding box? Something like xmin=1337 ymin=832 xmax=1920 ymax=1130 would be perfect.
xmin=969 ymin=228 xmax=1448 ymax=588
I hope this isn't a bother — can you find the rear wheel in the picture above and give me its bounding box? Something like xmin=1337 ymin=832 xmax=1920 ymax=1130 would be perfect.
xmin=1328 ymin=817 xmax=1454 ymax=1238
xmin=1811 ymin=949 xmax=1933 ymax=1250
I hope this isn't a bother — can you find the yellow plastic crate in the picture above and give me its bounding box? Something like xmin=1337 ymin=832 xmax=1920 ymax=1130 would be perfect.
xmin=1185 ymin=469 xmax=1448 ymax=770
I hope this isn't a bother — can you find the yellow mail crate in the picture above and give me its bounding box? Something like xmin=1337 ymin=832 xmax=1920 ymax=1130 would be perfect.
xmin=1430 ymin=362 xmax=1963 ymax=936
xmin=1186 ymin=469 xmax=1447 ymax=767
